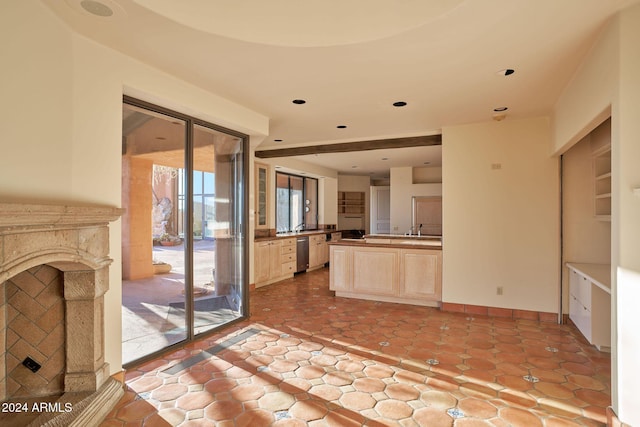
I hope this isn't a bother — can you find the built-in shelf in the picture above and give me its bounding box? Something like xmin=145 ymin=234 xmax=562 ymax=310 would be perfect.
xmin=593 ymin=145 xmax=611 ymax=220
xmin=338 ymin=191 xmax=365 ymax=216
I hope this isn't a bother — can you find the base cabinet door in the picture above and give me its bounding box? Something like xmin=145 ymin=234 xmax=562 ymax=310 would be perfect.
xmin=330 ymin=246 xmax=351 ymax=291
xmin=309 ymin=235 xmax=328 ymax=269
xmin=254 ymin=241 xmax=271 ymax=284
xmin=268 ymin=240 xmax=282 ymax=280
xmin=400 ymin=250 xmax=441 ymax=301
xmin=352 ymin=247 xmax=398 ymax=296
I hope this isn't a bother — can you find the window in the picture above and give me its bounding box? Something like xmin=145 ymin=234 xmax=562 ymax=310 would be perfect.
xmin=276 ymin=172 xmax=318 ymax=232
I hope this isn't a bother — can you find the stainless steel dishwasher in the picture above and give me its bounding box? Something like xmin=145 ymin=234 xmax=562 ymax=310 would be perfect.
xmin=296 ymin=236 xmax=309 ymax=273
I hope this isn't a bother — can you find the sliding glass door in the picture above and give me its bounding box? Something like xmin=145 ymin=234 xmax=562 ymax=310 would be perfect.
xmin=121 ymin=98 xmax=247 ymax=365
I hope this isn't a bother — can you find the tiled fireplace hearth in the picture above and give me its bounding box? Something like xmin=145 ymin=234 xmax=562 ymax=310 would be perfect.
xmin=0 ymin=202 xmax=123 ymax=426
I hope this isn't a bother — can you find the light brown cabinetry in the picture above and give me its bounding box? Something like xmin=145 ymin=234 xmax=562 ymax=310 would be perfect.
xmin=280 ymin=238 xmax=296 ymax=276
xmin=400 ymin=249 xmax=442 ymax=299
xmin=254 ymin=237 xmax=296 ymax=287
xmin=309 ymin=234 xmax=328 ymax=270
xmin=329 ymin=244 xmax=441 ymax=306
xmin=330 ymin=245 xmax=350 ymax=292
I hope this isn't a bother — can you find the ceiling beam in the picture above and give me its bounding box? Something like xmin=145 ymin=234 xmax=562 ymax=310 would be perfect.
xmin=255 ymin=134 xmax=441 ymax=159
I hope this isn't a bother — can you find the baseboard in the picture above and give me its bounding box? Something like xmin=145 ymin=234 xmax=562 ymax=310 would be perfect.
xmin=441 ymin=302 xmax=559 ymax=323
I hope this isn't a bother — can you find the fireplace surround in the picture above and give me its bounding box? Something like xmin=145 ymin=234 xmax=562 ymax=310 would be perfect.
xmin=0 ymin=202 xmax=124 ymax=426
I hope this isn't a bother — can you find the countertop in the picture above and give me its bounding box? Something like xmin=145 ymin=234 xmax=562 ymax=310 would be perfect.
xmin=566 ymin=262 xmax=611 ymax=294
xmin=329 ymin=234 xmax=442 ymax=250
xmin=254 ymin=229 xmax=340 ymax=242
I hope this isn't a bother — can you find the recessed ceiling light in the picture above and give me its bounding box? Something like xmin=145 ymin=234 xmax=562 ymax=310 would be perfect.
xmin=336 ymin=125 xmax=347 ymax=129
xmin=493 ymin=107 xmax=508 ymax=112
xmin=497 ymin=68 xmax=515 ymax=76
xmin=155 ymin=137 xmax=166 ymax=140
xmin=392 ymin=101 xmax=407 ymax=107
xmin=80 ymin=0 xmax=114 ymax=17
xmin=381 ymin=158 xmax=389 ymax=161
xmin=292 ymin=99 xmax=306 ymax=105
xmin=423 ymin=162 xmax=431 ymax=165
xmin=351 ymin=165 xmax=358 ymax=168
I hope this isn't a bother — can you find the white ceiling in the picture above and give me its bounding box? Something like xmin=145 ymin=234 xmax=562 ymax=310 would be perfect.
xmin=46 ymin=0 xmax=637 ymax=177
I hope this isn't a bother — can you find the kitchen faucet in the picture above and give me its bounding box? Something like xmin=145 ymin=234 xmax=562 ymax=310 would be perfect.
xmin=406 ymin=224 xmax=423 ymax=236
xmin=294 ymin=222 xmax=305 ymax=232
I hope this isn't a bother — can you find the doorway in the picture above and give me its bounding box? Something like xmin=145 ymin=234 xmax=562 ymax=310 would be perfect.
xmin=121 ymin=98 xmax=248 ymax=365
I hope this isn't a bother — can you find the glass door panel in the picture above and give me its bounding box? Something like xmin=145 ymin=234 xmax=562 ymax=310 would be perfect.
xmin=276 ymin=172 xmax=291 ymax=232
xmin=204 ymin=195 xmax=216 ymax=239
xmin=192 ymin=124 xmax=244 ymax=335
xmin=290 ymin=175 xmax=304 ymax=231
xmin=121 ymin=103 xmax=187 ymax=365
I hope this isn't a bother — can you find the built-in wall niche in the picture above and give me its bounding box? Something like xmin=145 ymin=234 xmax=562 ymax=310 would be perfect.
xmin=412 ymin=166 xmax=442 ymax=184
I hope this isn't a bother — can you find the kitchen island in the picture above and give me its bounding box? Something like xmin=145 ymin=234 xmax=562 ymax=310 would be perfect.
xmin=328 ymin=235 xmax=442 ymax=307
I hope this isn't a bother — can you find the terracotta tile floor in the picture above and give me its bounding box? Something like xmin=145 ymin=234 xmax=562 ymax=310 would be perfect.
xmin=102 ymin=268 xmax=611 ymax=426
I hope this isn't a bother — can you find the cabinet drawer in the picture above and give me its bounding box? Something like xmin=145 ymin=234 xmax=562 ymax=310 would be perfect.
xmin=281 ymin=245 xmax=295 ymax=255
xmin=569 ymin=269 xmax=580 ymax=298
xmin=281 ymin=261 xmax=296 ymax=276
xmin=281 ymin=252 xmax=296 ymax=263
xmin=578 ymin=275 xmax=592 ymax=311
xmin=281 ymin=238 xmax=296 ymax=247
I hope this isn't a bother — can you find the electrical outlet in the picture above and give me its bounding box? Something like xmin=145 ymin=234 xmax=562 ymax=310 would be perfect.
xmin=496 ymin=286 xmax=503 ymax=295
xmin=393 ymin=226 xmax=398 ymax=231
xmin=491 ymin=163 xmax=502 ymax=170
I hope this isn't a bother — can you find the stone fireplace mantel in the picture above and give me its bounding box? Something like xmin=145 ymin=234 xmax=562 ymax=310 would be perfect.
xmin=0 ymin=202 xmax=124 ymax=426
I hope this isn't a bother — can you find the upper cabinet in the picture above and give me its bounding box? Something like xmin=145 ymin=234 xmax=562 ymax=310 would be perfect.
xmin=255 ymin=162 xmax=269 ymax=229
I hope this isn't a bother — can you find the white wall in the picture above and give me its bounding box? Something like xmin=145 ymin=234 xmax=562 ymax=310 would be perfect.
xmin=0 ymin=1 xmax=74 ymax=202
xmin=389 ymin=167 xmax=442 ymax=234
xmin=442 ymin=117 xmax=560 ymax=313
xmin=320 ymin=177 xmax=338 ymax=227
xmin=614 ymin=5 xmax=640 ymax=424
xmin=552 ymin=5 xmax=640 ymax=423
xmin=1 ymin=1 xmax=268 ymax=373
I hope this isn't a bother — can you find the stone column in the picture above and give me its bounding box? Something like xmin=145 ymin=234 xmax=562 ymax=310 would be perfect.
xmin=63 ymin=268 xmax=109 ymax=393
